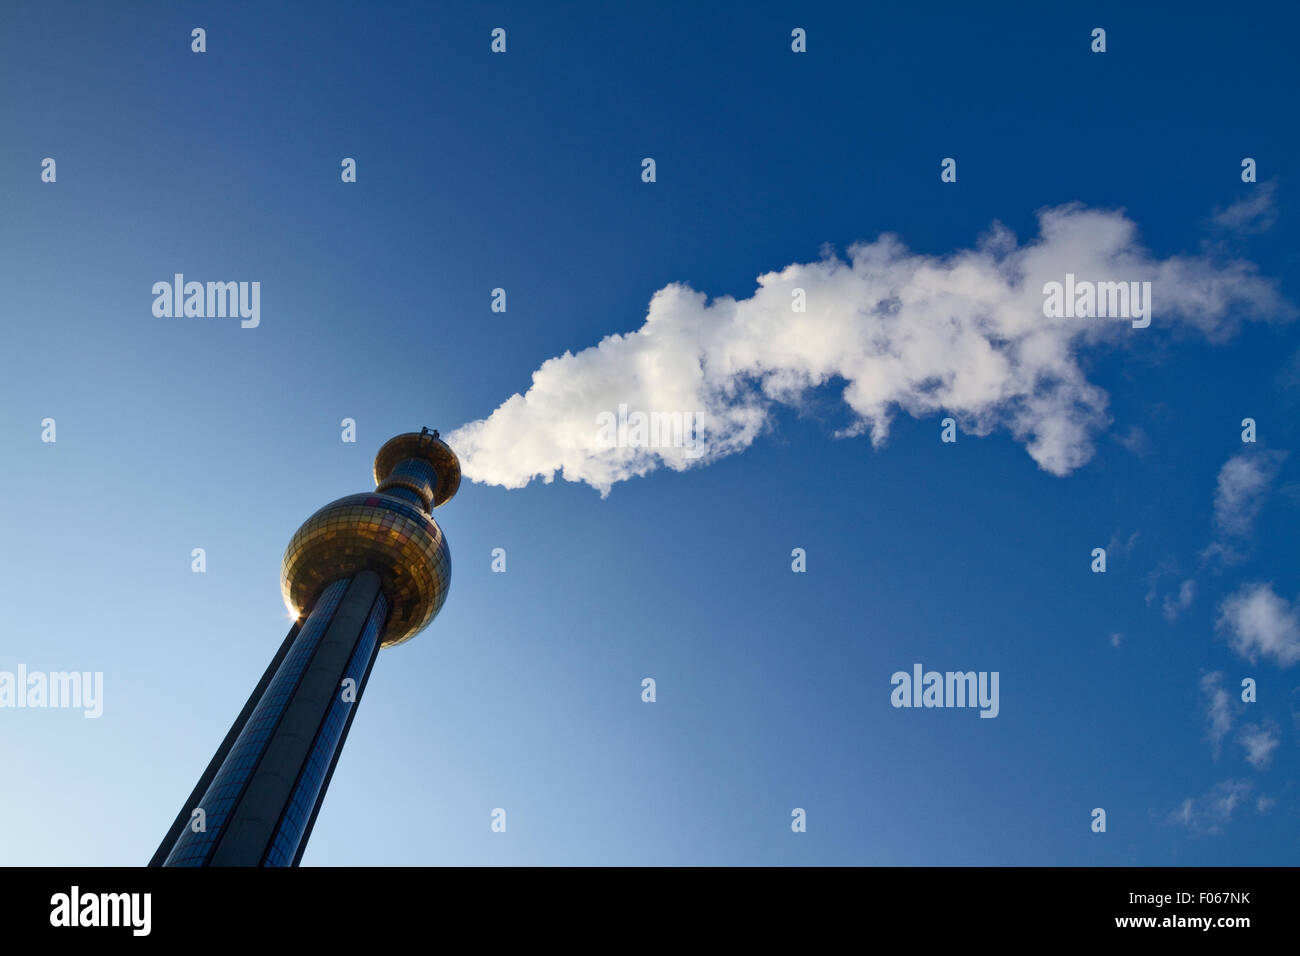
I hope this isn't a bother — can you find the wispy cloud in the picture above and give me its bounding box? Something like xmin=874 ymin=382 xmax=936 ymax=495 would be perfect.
xmin=1145 ymin=557 xmax=1180 ymax=610
xmin=451 ymin=204 xmax=1291 ymax=495
xmin=1107 ymin=529 xmax=1141 ymax=557
xmin=1200 ymin=449 xmax=1287 ymax=568
xmin=1115 ymin=424 xmax=1150 ymax=456
xmin=1146 ymin=558 xmax=1198 ymax=624
xmin=1167 ymin=779 xmax=1254 ymax=834
xmin=1212 ymin=450 xmax=1286 ymax=539
xmin=1217 ymin=583 xmax=1300 ymax=668
xmin=1201 ymin=672 xmax=1234 ymax=758
xmin=1163 ymin=578 xmax=1196 ymax=623
xmin=1210 ymin=180 xmax=1278 ymax=234
xmin=1239 ymin=721 xmax=1281 ymax=769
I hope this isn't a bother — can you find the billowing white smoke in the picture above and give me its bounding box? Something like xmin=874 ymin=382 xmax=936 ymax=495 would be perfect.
xmin=449 ymin=204 xmax=1288 ymax=496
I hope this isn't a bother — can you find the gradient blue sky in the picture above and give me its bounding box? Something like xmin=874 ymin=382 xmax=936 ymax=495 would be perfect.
xmin=2 ymin=1 xmax=1298 ymax=865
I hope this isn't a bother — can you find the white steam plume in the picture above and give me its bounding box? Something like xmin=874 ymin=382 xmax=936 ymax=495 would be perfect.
xmin=449 ymin=203 xmax=1289 ymax=496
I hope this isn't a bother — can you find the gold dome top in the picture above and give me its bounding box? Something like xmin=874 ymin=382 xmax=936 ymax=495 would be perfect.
xmin=279 ymin=429 xmax=458 ymax=648
xmin=374 ymin=429 xmax=461 ymax=508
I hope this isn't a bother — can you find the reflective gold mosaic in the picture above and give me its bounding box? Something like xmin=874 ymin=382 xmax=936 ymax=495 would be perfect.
xmin=280 ymin=492 xmax=451 ymax=647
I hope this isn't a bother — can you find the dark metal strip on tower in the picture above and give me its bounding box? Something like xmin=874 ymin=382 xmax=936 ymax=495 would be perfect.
xmin=288 ymin=627 xmax=384 ymax=867
xmin=147 ymin=619 xmax=302 ymax=867
xmin=262 ymin=588 xmax=388 ymax=865
xmin=207 ymin=571 xmax=384 ymax=866
xmin=161 ymin=579 xmax=351 ymax=865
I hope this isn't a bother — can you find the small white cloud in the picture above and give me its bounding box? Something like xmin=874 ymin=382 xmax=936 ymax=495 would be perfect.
xmin=1144 ymin=557 xmax=1180 ymax=608
xmin=1257 ymin=795 xmax=1276 ymax=813
xmin=1212 ymin=450 xmax=1286 ymax=538
xmin=1116 ymin=425 xmax=1150 ymax=456
xmin=1216 ymin=583 xmax=1300 ymax=668
xmin=1107 ymin=529 xmax=1140 ymax=557
xmin=1201 ymin=672 xmax=1234 ymax=758
xmin=1199 ymin=540 xmax=1244 ymax=568
xmin=1167 ymin=780 xmax=1253 ymax=834
xmin=1208 ymin=780 xmax=1250 ymax=819
xmin=1211 ymin=180 xmax=1278 ymax=233
xmin=1162 ymin=578 xmax=1196 ymax=623
xmin=1109 ymin=632 xmax=1123 ymax=648
xmin=1239 ymin=722 xmax=1281 ymax=769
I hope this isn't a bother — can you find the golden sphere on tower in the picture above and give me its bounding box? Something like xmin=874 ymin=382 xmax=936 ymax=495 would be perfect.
xmin=279 ymin=431 xmax=458 ymax=648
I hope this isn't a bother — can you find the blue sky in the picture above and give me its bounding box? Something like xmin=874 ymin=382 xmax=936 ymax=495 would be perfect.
xmin=1 ymin=1 xmax=1298 ymax=865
